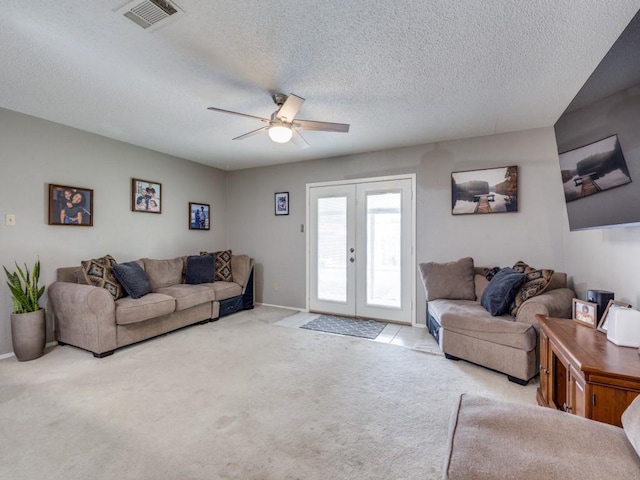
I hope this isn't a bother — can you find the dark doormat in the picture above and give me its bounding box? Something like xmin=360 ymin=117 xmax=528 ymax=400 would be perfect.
xmin=301 ymin=314 xmax=387 ymax=340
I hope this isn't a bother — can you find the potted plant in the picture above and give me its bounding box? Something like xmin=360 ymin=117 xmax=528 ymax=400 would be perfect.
xmin=4 ymin=259 xmax=46 ymax=361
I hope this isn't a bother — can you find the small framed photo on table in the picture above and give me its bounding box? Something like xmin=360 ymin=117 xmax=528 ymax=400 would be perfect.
xmin=275 ymin=192 xmax=289 ymax=215
xmin=597 ymin=300 xmax=632 ymax=333
xmin=572 ymin=299 xmax=598 ymax=328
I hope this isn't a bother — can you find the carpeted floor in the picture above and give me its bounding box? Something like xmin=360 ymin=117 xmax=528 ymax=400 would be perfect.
xmin=0 ymin=305 xmax=537 ymax=480
xmin=300 ymin=314 xmax=387 ymax=339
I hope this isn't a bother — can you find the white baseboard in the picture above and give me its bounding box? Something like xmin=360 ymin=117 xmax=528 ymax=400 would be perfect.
xmin=256 ymin=303 xmax=308 ymax=312
xmin=0 ymin=340 xmax=58 ymax=361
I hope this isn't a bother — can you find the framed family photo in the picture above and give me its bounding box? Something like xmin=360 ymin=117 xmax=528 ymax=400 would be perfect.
xmin=597 ymin=300 xmax=632 ymax=333
xmin=132 ymin=178 xmax=162 ymax=213
xmin=189 ymin=202 xmax=210 ymax=230
xmin=572 ymin=299 xmax=598 ymax=328
xmin=48 ymin=184 xmax=94 ymax=226
xmin=275 ymin=192 xmax=289 ymax=216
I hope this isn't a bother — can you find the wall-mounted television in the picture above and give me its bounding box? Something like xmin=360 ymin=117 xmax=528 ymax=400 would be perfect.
xmin=554 ymin=10 xmax=640 ymax=231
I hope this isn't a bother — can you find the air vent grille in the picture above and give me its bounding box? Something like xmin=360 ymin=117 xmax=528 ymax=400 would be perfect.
xmin=118 ymin=0 xmax=183 ymax=31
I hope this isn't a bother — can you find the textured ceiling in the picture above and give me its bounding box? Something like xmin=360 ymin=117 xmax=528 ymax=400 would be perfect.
xmin=1 ymin=1 xmax=639 ymax=170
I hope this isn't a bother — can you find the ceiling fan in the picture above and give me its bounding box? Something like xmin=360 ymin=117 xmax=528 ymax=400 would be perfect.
xmin=207 ymin=93 xmax=350 ymax=148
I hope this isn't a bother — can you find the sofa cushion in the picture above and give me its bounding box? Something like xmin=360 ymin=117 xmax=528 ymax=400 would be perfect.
xmin=81 ymin=255 xmax=125 ymax=300
xmin=185 ymin=255 xmax=216 ymax=284
xmin=141 ymin=257 xmax=184 ymax=290
xmin=443 ymin=394 xmax=640 ymax=480
xmin=481 ymin=268 xmax=526 ymax=316
xmin=622 ymin=394 xmax=640 ymax=458
xmin=112 ymin=261 xmax=152 ymax=299
xmin=155 ymin=284 xmax=215 ymax=311
xmin=509 ymin=261 xmax=554 ymax=316
xmin=429 ymin=299 xmax=536 ymax=350
xmin=209 ymin=281 xmax=242 ymax=301
xmin=419 ymin=257 xmax=475 ymax=301
xmin=114 ymin=293 xmax=175 ymax=325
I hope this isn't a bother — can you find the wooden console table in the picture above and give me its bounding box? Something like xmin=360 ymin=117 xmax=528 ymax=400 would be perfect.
xmin=536 ymin=315 xmax=640 ymax=427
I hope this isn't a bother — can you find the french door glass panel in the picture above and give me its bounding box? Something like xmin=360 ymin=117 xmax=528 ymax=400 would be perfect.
xmin=317 ymin=196 xmax=347 ymax=303
xmin=366 ymin=191 xmax=402 ymax=308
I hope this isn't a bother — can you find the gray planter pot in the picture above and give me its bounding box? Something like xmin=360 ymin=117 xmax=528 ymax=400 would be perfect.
xmin=11 ymin=309 xmax=46 ymax=361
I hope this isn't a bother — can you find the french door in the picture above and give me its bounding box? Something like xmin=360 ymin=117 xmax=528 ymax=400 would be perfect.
xmin=308 ymin=177 xmax=414 ymax=324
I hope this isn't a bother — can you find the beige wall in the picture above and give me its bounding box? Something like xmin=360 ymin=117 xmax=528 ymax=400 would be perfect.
xmin=4 ymin=105 xmax=637 ymax=357
xmin=0 ymin=108 xmax=228 ymax=355
xmin=226 ymin=126 xmax=569 ymax=325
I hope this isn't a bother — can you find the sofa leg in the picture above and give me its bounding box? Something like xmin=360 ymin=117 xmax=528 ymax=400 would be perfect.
xmin=57 ymin=340 xmax=67 ymax=346
xmin=199 ymin=319 xmax=209 ymax=325
xmin=93 ymin=350 xmax=115 ymax=358
xmin=507 ymin=375 xmax=529 ymax=386
xmin=445 ymin=353 xmax=460 ymax=361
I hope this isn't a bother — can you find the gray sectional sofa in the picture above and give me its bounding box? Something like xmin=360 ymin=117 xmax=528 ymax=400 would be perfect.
xmin=419 ymin=257 xmax=575 ymax=384
xmin=48 ymin=254 xmax=254 ymax=357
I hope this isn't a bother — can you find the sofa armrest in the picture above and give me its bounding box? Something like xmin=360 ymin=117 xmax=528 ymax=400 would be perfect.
xmin=231 ymin=255 xmax=255 ymax=293
xmin=515 ymin=287 xmax=575 ymax=329
xmin=48 ymin=282 xmax=117 ymax=355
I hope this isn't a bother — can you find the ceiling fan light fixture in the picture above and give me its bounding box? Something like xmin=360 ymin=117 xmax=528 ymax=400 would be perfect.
xmin=268 ymin=124 xmax=293 ymax=143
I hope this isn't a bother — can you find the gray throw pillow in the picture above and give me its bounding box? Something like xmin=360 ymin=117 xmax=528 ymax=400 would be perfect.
xmin=185 ymin=255 xmax=215 ymax=284
xmin=419 ymin=257 xmax=475 ymax=301
xmin=112 ymin=261 xmax=152 ymax=299
xmin=480 ymin=268 xmax=526 ymax=316
xmin=622 ymin=393 xmax=640 ymax=457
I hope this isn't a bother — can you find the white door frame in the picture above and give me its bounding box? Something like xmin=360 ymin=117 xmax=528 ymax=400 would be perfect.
xmin=306 ymin=174 xmax=417 ymax=326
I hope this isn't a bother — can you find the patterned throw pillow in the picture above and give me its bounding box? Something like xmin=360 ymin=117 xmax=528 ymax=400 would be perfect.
xmin=483 ymin=267 xmax=501 ymax=281
xmin=199 ymin=250 xmax=233 ymax=282
xmin=81 ymin=254 xmax=125 ymax=300
xmin=509 ymin=261 xmax=554 ymax=316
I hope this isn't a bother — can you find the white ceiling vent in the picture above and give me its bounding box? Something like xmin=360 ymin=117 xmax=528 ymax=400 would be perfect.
xmin=117 ymin=0 xmax=184 ymax=31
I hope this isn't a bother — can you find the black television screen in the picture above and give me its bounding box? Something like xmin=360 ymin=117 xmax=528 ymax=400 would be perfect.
xmin=554 ymin=10 xmax=640 ymax=231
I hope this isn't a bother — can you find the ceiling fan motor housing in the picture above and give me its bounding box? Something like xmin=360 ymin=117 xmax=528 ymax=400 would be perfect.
xmin=272 ymin=93 xmax=288 ymax=107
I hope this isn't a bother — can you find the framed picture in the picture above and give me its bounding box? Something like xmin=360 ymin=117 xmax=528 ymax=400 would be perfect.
xmin=559 ymin=135 xmax=631 ymax=203
xmin=451 ymin=166 xmax=517 ymax=215
xmin=132 ymin=178 xmax=161 ymax=213
xmin=275 ymin=192 xmax=289 ymax=216
xmin=572 ymin=299 xmax=598 ymax=328
xmin=189 ymin=202 xmax=210 ymax=230
xmin=48 ymin=184 xmax=94 ymax=226
xmin=597 ymin=300 xmax=632 ymax=333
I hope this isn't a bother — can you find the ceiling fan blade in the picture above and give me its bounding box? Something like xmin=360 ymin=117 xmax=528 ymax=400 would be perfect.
xmin=276 ymin=94 xmax=305 ymax=122
xmin=293 ymin=119 xmax=350 ymax=133
xmin=207 ymin=107 xmax=269 ymax=123
xmin=291 ymin=129 xmax=310 ymax=149
xmin=232 ymin=126 xmax=269 ymax=141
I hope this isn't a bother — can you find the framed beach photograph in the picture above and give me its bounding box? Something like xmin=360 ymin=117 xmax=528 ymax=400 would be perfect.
xmin=48 ymin=184 xmax=94 ymax=226
xmin=189 ymin=202 xmax=210 ymax=230
xmin=132 ymin=178 xmax=161 ymax=213
xmin=275 ymin=192 xmax=289 ymax=216
xmin=559 ymin=135 xmax=631 ymax=203
xmin=451 ymin=166 xmax=517 ymax=215
xmin=597 ymin=300 xmax=632 ymax=333
xmin=572 ymin=299 xmax=598 ymax=328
